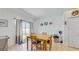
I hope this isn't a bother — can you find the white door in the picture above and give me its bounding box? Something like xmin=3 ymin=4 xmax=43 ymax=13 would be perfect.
xmin=69 ymin=18 xmax=79 ymax=48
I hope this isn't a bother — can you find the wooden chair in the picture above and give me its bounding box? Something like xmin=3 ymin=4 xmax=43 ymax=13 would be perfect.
xmin=30 ymin=33 xmax=41 ymax=51
xmin=30 ymin=33 xmax=37 ymax=51
xmin=47 ymin=35 xmax=52 ymax=50
xmin=42 ymin=32 xmax=52 ymax=51
xmin=42 ymin=32 xmax=47 ymax=35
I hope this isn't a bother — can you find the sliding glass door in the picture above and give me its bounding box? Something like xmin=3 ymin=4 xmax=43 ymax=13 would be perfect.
xmin=21 ymin=21 xmax=30 ymax=43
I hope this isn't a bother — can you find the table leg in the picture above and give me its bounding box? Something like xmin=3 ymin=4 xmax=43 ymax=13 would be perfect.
xmin=45 ymin=40 xmax=47 ymax=51
xmin=27 ymin=37 xmax=28 ymax=51
xmin=50 ymin=38 xmax=52 ymax=51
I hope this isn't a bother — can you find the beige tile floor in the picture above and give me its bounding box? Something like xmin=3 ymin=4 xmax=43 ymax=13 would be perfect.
xmin=8 ymin=44 xmax=27 ymax=51
xmin=52 ymin=43 xmax=79 ymax=51
xmin=8 ymin=42 xmax=79 ymax=51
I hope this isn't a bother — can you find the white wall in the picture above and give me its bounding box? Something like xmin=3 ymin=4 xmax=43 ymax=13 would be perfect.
xmin=0 ymin=9 xmax=34 ymax=48
xmin=34 ymin=15 xmax=64 ymax=38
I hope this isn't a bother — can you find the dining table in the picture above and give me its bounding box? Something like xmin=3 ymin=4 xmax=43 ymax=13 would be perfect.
xmin=27 ymin=34 xmax=52 ymax=51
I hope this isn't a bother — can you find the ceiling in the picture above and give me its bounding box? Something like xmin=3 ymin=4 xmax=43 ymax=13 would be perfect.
xmin=22 ymin=8 xmax=70 ymax=19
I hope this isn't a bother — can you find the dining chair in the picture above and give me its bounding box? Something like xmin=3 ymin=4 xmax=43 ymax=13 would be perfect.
xmin=30 ymin=33 xmax=41 ymax=51
xmin=42 ymin=32 xmax=47 ymax=35
xmin=30 ymin=33 xmax=37 ymax=51
xmin=47 ymin=35 xmax=52 ymax=50
xmin=42 ymin=32 xmax=52 ymax=51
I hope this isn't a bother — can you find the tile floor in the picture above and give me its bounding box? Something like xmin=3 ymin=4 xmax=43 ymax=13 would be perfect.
xmin=8 ymin=42 xmax=79 ymax=51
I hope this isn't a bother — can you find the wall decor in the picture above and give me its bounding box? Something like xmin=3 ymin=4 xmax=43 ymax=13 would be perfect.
xmin=44 ymin=22 xmax=48 ymax=26
xmin=40 ymin=23 xmax=43 ymax=26
xmin=72 ymin=9 xmax=79 ymax=16
xmin=49 ymin=22 xmax=53 ymax=25
xmin=64 ymin=21 xmax=67 ymax=25
xmin=0 ymin=19 xmax=8 ymax=27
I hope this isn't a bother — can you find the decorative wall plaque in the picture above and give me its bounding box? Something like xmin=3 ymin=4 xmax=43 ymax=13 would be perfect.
xmin=64 ymin=21 xmax=67 ymax=25
xmin=72 ymin=10 xmax=79 ymax=16
xmin=44 ymin=22 xmax=48 ymax=26
xmin=49 ymin=22 xmax=53 ymax=25
xmin=0 ymin=19 xmax=8 ymax=27
xmin=40 ymin=23 xmax=43 ymax=26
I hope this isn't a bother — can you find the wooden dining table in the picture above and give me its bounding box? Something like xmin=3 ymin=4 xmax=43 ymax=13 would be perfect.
xmin=27 ymin=34 xmax=52 ymax=51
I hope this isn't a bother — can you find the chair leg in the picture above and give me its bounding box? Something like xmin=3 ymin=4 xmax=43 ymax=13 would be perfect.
xmin=31 ymin=40 xmax=33 ymax=51
xmin=43 ymin=41 xmax=45 ymax=51
xmin=31 ymin=42 xmax=32 ymax=51
xmin=43 ymin=43 xmax=44 ymax=51
xmin=36 ymin=44 xmax=38 ymax=51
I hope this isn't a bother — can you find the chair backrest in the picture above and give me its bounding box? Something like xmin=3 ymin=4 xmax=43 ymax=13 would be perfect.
xmin=30 ymin=33 xmax=36 ymax=40
xmin=42 ymin=32 xmax=47 ymax=35
xmin=42 ymin=32 xmax=52 ymax=40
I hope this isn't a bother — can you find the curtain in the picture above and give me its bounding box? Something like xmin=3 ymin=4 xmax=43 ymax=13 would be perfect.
xmin=16 ymin=20 xmax=21 ymax=44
